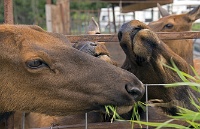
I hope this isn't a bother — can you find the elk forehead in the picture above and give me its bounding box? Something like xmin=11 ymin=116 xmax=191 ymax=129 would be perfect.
xmin=119 ymin=20 xmax=151 ymax=32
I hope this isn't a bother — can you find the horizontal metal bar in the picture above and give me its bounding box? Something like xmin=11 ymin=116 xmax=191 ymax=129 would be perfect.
xmin=145 ymin=84 xmax=175 ymax=86
xmin=66 ymin=34 xmax=118 ymax=43
xmin=158 ymin=31 xmax=200 ymax=40
xmin=66 ymin=31 xmax=200 ymax=43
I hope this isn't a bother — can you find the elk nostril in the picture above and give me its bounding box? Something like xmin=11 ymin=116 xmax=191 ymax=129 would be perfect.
xmin=118 ymin=31 xmax=123 ymax=42
xmin=125 ymin=83 xmax=143 ymax=101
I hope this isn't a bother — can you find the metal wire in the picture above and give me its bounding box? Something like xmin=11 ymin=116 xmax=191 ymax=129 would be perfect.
xmin=145 ymin=84 xmax=149 ymax=129
xmin=28 ymin=83 xmax=176 ymax=129
xmin=85 ymin=113 xmax=88 ymax=129
xmin=21 ymin=112 xmax=25 ymax=129
xmin=145 ymin=83 xmax=174 ymax=86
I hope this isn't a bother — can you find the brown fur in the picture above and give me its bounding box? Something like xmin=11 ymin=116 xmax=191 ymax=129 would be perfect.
xmin=73 ymin=41 xmax=118 ymax=66
xmin=148 ymin=4 xmax=200 ymax=68
xmin=13 ymin=41 xmax=118 ymax=129
xmin=0 ymin=24 xmax=145 ymax=128
xmin=118 ymin=20 xmax=200 ymax=118
xmin=12 ymin=18 xmax=119 ymax=129
xmin=12 ymin=18 xmax=120 ymax=128
xmin=194 ymin=58 xmax=200 ymax=75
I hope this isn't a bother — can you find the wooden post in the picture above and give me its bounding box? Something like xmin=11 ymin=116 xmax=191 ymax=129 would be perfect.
xmin=107 ymin=6 xmax=111 ymax=33
xmin=45 ymin=1 xmax=52 ymax=32
xmin=65 ymin=0 xmax=70 ymax=34
xmin=59 ymin=3 xmax=65 ymax=33
xmin=4 ymin=0 xmax=14 ymax=24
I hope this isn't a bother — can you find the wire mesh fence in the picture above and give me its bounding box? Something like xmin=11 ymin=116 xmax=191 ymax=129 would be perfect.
xmin=23 ymin=84 xmax=181 ymax=129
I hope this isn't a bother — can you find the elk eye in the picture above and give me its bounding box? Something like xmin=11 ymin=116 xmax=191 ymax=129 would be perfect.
xmin=26 ymin=59 xmax=48 ymax=69
xmin=165 ymin=23 xmax=173 ymax=29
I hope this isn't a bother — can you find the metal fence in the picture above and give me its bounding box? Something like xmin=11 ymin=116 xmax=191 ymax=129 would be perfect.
xmin=25 ymin=84 xmax=189 ymax=129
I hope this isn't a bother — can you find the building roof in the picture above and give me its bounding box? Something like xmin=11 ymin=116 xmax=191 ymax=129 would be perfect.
xmin=99 ymin=0 xmax=173 ymax=13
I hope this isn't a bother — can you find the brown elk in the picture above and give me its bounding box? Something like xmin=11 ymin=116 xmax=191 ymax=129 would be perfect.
xmin=148 ymin=4 xmax=200 ymax=69
xmin=0 ymin=24 xmax=145 ymax=128
xmin=11 ymin=18 xmax=118 ymax=129
xmin=118 ymin=20 xmax=200 ymax=119
xmin=13 ymin=42 xmax=118 ymax=129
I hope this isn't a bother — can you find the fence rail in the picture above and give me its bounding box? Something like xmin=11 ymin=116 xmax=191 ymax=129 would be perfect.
xmin=66 ymin=31 xmax=200 ymax=43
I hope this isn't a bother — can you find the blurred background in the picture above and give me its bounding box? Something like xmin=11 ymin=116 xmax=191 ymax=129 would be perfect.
xmin=1 ymin=0 xmax=200 ymax=34
xmin=1 ymin=0 xmax=200 ymax=60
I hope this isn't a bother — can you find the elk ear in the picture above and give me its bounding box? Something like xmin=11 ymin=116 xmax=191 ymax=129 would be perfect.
xmin=28 ymin=25 xmax=44 ymax=32
xmin=86 ymin=17 xmax=100 ymax=34
xmin=187 ymin=5 xmax=200 ymax=22
xmin=157 ymin=3 xmax=170 ymax=17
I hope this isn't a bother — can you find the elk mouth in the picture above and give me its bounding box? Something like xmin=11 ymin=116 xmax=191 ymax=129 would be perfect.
xmin=134 ymin=54 xmax=148 ymax=66
xmin=94 ymin=52 xmax=110 ymax=58
xmin=98 ymin=104 xmax=134 ymax=115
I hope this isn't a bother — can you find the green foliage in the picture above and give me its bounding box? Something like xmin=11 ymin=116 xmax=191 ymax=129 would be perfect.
xmin=13 ymin=0 xmax=46 ymax=28
xmin=0 ymin=0 xmax=46 ymax=28
xmin=105 ymin=102 xmax=146 ymax=123
xmin=164 ymin=59 xmax=200 ymax=92
xmin=0 ymin=0 xmax=4 ymax=23
xmin=105 ymin=106 xmax=123 ymax=123
xmin=70 ymin=0 xmax=107 ymax=34
xmin=0 ymin=0 xmax=107 ymax=30
xmin=70 ymin=0 xmax=107 ymax=10
xmin=105 ymin=102 xmax=146 ymax=128
xmin=192 ymin=23 xmax=200 ymax=31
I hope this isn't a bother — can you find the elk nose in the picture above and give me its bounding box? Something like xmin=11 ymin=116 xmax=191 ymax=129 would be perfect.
xmin=125 ymin=82 xmax=144 ymax=101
